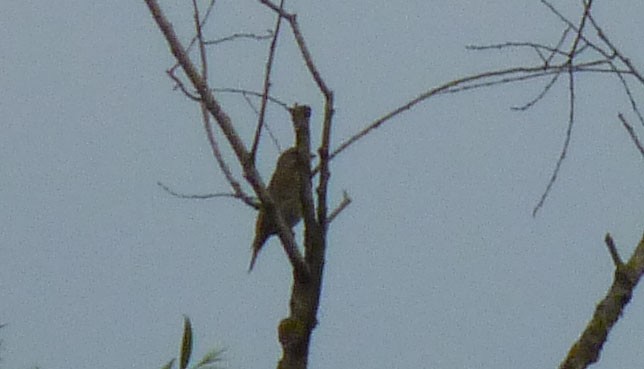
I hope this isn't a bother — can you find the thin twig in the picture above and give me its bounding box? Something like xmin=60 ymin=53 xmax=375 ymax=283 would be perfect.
xmin=240 ymin=93 xmax=282 ymax=151
xmin=259 ymin=1 xmax=332 ymax=97
xmin=171 ymin=0 xmax=218 ymax=71
xmin=532 ymin=0 xmax=593 ymax=217
xmin=466 ymin=41 xmax=569 ymax=58
xmin=157 ymin=181 xmax=254 ymax=203
xmin=251 ymin=0 xmax=286 ymax=161
xmin=618 ymin=114 xmax=644 ymax=160
xmin=540 ymin=0 xmax=608 ymax=58
xmin=167 ymin=69 xmax=201 ymax=101
xmin=439 ymin=61 xmax=617 ymax=95
xmin=587 ymin=14 xmax=644 ymax=86
xmin=214 ymin=87 xmax=289 ymax=150
xmin=328 ymin=191 xmax=351 ymax=224
xmin=205 ymin=30 xmax=273 ymax=45
xmin=600 ymin=56 xmax=644 ymax=132
xmin=192 ymin=0 xmax=257 ymax=208
xmin=587 ymin=14 xmax=644 ymax=129
xmin=532 ymin=67 xmax=576 ymax=217
xmin=567 ymin=0 xmax=593 ymax=59
xmin=330 ymin=63 xmax=570 ymax=162
xmin=604 ymin=233 xmax=623 ymax=267
xmin=289 ymin=14 xmax=332 ymax=97
xmin=546 ymin=27 xmax=572 ymax=66
xmin=212 ymin=87 xmax=289 ymax=109
xmin=167 ymin=0 xmax=218 ymax=96
xmin=511 ymin=72 xmax=562 ymax=111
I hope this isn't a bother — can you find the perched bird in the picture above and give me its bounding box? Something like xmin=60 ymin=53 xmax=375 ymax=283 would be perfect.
xmin=249 ymin=147 xmax=305 ymax=271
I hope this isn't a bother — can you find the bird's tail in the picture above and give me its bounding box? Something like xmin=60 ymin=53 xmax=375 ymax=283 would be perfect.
xmin=248 ymin=249 xmax=260 ymax=273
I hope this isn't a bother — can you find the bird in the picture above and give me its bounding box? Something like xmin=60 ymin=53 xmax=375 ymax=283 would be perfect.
xmin=249 ymin=147 xmax=305 ymax=271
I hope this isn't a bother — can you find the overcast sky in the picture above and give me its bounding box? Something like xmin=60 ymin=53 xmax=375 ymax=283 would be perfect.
xmin=2 ymin=1 xmax=644 ymax=369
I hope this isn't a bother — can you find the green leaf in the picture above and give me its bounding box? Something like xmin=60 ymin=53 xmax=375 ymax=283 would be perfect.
xmin=195 ymin=348 xmax=226 ymax=368
xmin=179 ymin=316 xmax=193 ymax=369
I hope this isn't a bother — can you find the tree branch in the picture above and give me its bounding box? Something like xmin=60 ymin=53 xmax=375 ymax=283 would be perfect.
xmin=144 ymin=0 xmax=309 ymax=279
xmin=560 ymin=232 xmax=644 ymax=369
xmin=251 ymin=0 xmax=286 ymax=161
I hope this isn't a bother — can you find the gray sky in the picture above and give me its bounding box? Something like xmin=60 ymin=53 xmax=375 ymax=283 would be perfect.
xmin=2 ymin=1 xmax=644 ymax=369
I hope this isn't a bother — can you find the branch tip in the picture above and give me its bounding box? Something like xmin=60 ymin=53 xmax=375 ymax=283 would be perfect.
xmin=604 ymin=233 xmax=624 ymax=267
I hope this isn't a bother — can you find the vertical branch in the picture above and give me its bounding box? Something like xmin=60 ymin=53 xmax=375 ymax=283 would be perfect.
xmin=532 ymin=0 xmax=592 ymax=217
xmin=532 ymin=66 xmax=576 ymax=217
xmin=251 ymin=0 xmax=287 ymax=161
xmin=250 ymin=4 xmax=335 ymax=368
xmin=266 ymin=3 xmax=336 ymax=231
xmin=277 ymin=105 xmax=323 ymax=369
xmin=316 ymin=94 xmax=334 ymax=232
xmin=568 ymin=0 xmax=593 ymax=56
xmin=256 ymin=4 xmax=335 ymax=226
xmin=291 ymin=105 xmax=317 ymax=248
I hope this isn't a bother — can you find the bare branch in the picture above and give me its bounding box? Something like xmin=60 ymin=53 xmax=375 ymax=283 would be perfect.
xmin=587 ymin=14 xmax=644 ymax=129
xmin=440 ymin=61 xmax=617 ymax=95
xmin=241 ymin=94 xmax=283 ymax=152
xmin=157 ymin=181 xmax=256 ymax=204
xmin=466 ymin=41 xmax=569 ymax=58
xmin=170 ymin=0 xmax=218 ymax=72
xmin=316 ymin=92 xmax=334 ymax=229
xmin=145 ymin=0 xmax=309 ymax=279
xmin=291 ymin=105 xmax=318 ymax=256
xmin=330 ymin=63 xmax=565 ymax=162
xmin=602 ymin=58 xmax=644 ymax=129
xmin=604 ymin=233 xmax=623 ymax=267
xmin=145 ymin=0 xmax=247 ymax=158
xmin=212 ymin=87 xmax=289 ymax=109
xmin=512 ymin=72 xmax=563 ymax=111
xmin=559 ymin=232 xmax=644 ymax=369
xmin=546 ymin=26 xmax=573 ymax=66
xmin=618 ymin=114 xmax=644 ymax=161
xmin=532 ymin=67 xmax=576 ymax=217
xmin=167 ymin=69 xmax=201 ymax=101
xmin=328 ymin=191 xmax=352 ymax=224
xmin=587 ymin=14 xmax=644 ymax=86
xmin=190 ymin=0 xmax=257 ymax=209
xmin=259 ymin=1 xmax=332 ymax=98
xmin=540 ymin=0 xmax=609 ymax=58
xmin=532 ymin=0 xmax=594 ymax=217
xmin=213 ymin=87 xmax=289 ymax=151
xmin=251 ymin=0 xmax=286 ymax=161
xmin=567 ymin=0 xmax=593 ymax=60
xmin=289 ymin=15 xmax=332 ymax=98
xmin=327 ymin=57 xmax=623 ymax=166
xmin=205 ymin=30 xmax=273 ymax=45
xmin=259 ymin=0 xmax=336 ymax=234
